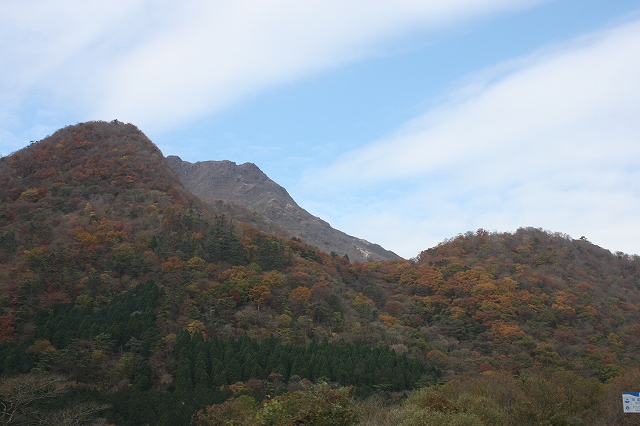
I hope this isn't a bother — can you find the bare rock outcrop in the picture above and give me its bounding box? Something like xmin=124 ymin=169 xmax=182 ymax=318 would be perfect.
xmin=166 ymin=156 xmax=400 ymax=262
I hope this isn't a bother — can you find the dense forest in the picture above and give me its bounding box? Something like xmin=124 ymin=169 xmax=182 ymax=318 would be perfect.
xmin=1 ymin=121 xmax=639 ymax=425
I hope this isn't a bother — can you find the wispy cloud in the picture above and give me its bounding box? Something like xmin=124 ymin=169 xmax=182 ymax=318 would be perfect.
xmin=0 ymin=0 xmax=544 ymax=134
xmin=0 ymin=0 xmax=149 ymax=150
xmin=302 ymin=19 xmax=640 ymax=257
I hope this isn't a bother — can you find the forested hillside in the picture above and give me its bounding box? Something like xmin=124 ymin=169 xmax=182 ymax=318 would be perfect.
xmin=0 ymin=121 xmax=639 ymax=425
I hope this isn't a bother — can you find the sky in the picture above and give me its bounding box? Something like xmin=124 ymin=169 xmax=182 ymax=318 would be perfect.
xmin=1 ymin=0 xmax=639 ymax=259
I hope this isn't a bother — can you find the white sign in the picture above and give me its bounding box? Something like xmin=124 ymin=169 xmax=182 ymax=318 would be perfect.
xmin=622 ymin=392 xmax=640 ymax=413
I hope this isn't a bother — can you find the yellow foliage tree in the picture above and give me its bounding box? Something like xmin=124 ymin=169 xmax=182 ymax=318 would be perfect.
xmin=262 ymin=270 xmax=284 ymax=288
xmin=186 ymin=256 xmax=206 ymax=271
xmin=289 ymin=286 xmax=312 ymax=304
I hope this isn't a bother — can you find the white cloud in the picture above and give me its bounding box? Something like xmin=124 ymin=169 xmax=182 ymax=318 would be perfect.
xmin=0 ymin=1 xmax=144 ymax=98
xmin=0 ymin=0 xmax=544 ymax=133
xmin=302 ymin=19 xmax=640 ymax=257
xmin=0 ymin=0 xmax=151 ymax=146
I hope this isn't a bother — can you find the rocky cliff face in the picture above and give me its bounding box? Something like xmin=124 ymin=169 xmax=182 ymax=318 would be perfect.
xmin=166 ymin=156 xmax=400 ymax=262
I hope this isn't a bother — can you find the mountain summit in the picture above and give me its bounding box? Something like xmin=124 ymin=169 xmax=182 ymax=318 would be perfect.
xmin=166 ymin=156 xmax=400 ymax=262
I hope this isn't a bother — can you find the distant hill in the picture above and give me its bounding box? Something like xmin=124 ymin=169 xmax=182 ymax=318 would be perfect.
xmin=166 ymin=156 xmax=400 ymax=262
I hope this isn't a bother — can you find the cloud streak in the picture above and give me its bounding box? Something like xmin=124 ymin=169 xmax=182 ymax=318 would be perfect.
xmin=302 ymin=19 xmax=640 ymax=257
xmin=0 ymin=0 xmax=544 ymax=133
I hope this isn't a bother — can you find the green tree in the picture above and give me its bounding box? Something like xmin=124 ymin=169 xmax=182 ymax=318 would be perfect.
xmin=176 ymin=358 xmax=193 ymax=391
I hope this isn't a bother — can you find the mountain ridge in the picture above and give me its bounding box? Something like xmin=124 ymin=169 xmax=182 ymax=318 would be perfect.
xmin=2 ymin=121 xmax=640 ymax=425
xmin=166 ymin=155 xmax=400 ymax=262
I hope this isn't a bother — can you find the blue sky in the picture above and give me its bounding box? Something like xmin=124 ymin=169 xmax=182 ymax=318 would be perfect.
xmin=2 ymin=1 xmax=640 ymax=258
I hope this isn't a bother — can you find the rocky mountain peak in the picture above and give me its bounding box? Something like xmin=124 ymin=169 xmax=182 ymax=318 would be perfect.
xmin=166 ymin=156 xmax=400 ymax=262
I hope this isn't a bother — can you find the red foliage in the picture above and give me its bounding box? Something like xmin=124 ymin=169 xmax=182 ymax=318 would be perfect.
xmin=228 ymin=288 xmax=242 ymax=305
xmin=42 ymin=292 xmax=71 ymax=307
xmin=554 ymin=330 xmax=574 ymax=343
xmin=311 ymin=282 xmax=333 ymax=298
xmin=0 ymin=314 xmax=15 ymax=343
xmin=382 ymin=300 xmax=406 ymax=317
xmin=478 ymin=363 xmax=493 ymax=372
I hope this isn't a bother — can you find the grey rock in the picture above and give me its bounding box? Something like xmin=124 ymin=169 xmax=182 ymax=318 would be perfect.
xmin=166 ymin=156 xmax=400 ymax=262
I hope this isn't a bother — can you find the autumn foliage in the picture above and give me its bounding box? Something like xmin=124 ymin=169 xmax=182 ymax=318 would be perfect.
xmin=1 ymin=122 xmax=640 ymax=425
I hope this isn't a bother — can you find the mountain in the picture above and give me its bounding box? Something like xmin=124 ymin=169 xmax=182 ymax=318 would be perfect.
xmin=0 ymin=121 xmax=426 ymax=423
xmin=2 ymin=121 xmax=640 ymax=425
xmin=166 ymin=156 xmax=400 ymax=262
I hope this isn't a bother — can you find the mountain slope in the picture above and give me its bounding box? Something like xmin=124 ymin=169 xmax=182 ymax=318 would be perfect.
xmin=3 ymin=121 xmax=640 ymax=425
xmin=0 ymin=121 xmax=200 ymax=305
xmin=166 ymin=155 xmax=400 ymax=262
